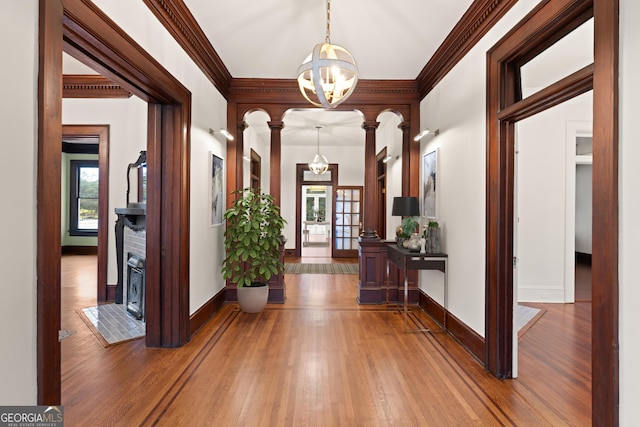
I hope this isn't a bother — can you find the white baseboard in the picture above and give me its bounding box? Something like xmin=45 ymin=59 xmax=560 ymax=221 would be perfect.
xmin=518 ymin=287 xmax=565 ymax=303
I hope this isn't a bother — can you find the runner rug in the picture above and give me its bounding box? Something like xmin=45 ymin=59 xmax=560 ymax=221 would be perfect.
xmin=284 ymin=263 xmax=358 ymax=275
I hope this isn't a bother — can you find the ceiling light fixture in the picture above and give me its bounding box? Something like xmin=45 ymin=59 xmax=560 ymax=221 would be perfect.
xmin=297 ymin=0 xmax=358 ymax=108
xmin=209 ymin=128 xmax=234 ymax=140
xmin=414 ymin=129 xmax=440 ymax=141
xmin=308 ymin=126 xmax=329 ymax=175
xmin=382 ymin=155 xmax=398 ymax=164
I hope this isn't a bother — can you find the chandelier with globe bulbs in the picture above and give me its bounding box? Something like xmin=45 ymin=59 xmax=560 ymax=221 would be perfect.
xmin=308 ymin=126 xmax=329 ymax=175
xmin=297 ymin=0 xmax=358 ymax=108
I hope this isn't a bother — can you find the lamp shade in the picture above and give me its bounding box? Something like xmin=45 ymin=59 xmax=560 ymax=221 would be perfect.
xmin=392 ymin=197 xmax=420 ymax=217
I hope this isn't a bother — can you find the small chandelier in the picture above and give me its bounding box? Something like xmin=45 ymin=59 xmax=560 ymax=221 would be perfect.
xmin=297 ymin=0 xmax=358 ymax=108
xmin=308 ymin=126 xmax=329 ymax=175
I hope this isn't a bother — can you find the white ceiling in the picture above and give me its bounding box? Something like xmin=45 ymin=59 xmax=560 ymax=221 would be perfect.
xmin=183 ymin=0 xmax=474 ymax=80
xmin=182 ymin=0 xmax=474 ymax=147
xmin=63 ymin=1 xmax=594 ymax=149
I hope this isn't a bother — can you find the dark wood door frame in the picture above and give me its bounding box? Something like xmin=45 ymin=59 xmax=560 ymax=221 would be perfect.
xmin=486 ymin=0 xmax=618 ymax=424
xmin=376 ymin=147 xmax=388 ymax=240
xmin=39 ymin=0 xmax=191 ymax=404
xmin=61 ymin=125 xmax=110 ymax=302
xmin=294 ymin=163 xmax=339 ymax=257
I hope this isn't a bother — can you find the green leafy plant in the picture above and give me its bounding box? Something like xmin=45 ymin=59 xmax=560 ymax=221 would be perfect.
xmin=222 ymin=188 xmax=287 ymax=287
xmin=398 ymin=216 xmax=419 ymax=238
xmin=428 ymin=220 xmax=439 ymax=228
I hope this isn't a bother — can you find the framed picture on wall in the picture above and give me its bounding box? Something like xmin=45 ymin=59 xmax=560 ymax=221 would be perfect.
xmin=422 ymin=149 xmax=438 ymax=218
xmin=210 ymin=153 xmax=224 ymax=227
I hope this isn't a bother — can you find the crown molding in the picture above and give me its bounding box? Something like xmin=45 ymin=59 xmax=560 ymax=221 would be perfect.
xmin=142 ymin=0 xmax=232 ymax=98
xmin=63 ymin=74 xmax=132 ymax=98
xmin=142 ymin=0 xmax=515 ymax=103
xmin=416 ymin=0 xmax=518 ymax=99
xmin=228 ymin=78 xmax=419 ymax=107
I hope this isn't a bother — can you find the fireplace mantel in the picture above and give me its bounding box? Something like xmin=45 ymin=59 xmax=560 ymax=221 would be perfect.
xmin=115 ymin=206 xmax=146 ymax=304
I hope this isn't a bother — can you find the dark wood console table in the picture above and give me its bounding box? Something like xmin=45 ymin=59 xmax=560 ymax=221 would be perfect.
xmin=386 ymin=244 xmax=448 ymax=332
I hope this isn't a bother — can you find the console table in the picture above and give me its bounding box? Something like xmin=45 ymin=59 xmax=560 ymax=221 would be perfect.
xmin=386 ymin=244 xmax=448 ymax=333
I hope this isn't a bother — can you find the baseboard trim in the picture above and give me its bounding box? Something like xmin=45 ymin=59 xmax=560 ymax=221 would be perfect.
xmin=419 ymin=290 xmax=485 ymax=364
xmin=106 ymin=284 xmax=116 ymax=302
xmin=189 ymin=289 xmax=226 ymax=337
xmin=61 ymin=245 xmax=98 ymax=255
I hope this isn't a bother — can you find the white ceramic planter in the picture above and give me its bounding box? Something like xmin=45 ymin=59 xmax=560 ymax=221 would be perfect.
xmin=237 ymin=285 xmax=269 ymax=313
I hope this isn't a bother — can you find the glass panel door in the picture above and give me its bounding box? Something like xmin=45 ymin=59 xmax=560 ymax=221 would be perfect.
xmin=333 ymin=186 xmax=362 ymax=258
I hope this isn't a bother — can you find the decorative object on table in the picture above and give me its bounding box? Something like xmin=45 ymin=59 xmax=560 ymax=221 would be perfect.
xmin=391 ymin=196 xmax=420 ymax=247
xmin=420 ymin=237 xmax=426 ymax=254
xmin=407 ymin=233 xmax=422 ymax=252
xmin=424 ymin=220 xmax=441 ymax=254
xmin=222 ymin=188 xmax=287 ymax=313
xmin=397 ymin=216 xmax=419 ymax=248
xmin=422 ymin=149 xmax=438 ymax=218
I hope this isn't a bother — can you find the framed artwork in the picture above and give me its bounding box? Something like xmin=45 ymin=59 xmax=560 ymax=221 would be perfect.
xmin=210 ymin=153 xmax=224 ymax=226
xmin=422 ymin=149 xmax=438 ymax=218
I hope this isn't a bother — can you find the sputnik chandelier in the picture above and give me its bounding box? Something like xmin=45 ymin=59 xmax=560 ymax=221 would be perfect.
xmin=308 ymin=126 xmax=329 ymax=175
xmin=297 ymin=0 xmax=358 ymax=108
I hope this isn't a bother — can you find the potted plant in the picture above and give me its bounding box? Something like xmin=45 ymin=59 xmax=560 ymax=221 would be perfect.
xmin=222 ymin=188 xmax=287 ymax=313
xmin=396 ymin=216 xmax=419 ymax=248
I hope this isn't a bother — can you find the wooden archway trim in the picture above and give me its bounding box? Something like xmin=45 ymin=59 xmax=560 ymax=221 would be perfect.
xmin=39 ymin=0 xmax=191 ymax=404
xmin=61 ymin=125 xmax=110 ymax=302
xmin=486 ymin=0 xmax=618 ymax=424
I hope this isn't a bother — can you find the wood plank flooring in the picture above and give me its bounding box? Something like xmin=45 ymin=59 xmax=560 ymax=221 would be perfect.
xmin=61 ymin=255 xmax=591 ymax=426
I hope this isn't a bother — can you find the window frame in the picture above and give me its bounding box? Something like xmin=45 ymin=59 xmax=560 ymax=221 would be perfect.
xmin=69 ymin=159 xmax=99 ymax=237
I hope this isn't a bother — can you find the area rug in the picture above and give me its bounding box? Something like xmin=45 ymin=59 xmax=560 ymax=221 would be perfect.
xmin=284 ymin=263 xmax=358 ymax=275
xmin=76 ymin=303 xmax=145 ymax=347
xmin=517 ymin=304 xmax=545 ymax=337
xmin=302 ymin=241 xmax=330 ymax=247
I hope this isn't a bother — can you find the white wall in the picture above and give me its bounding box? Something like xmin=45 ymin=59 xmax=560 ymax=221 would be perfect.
xmin=243 ymin=112 xmax=271 ymax=192
xmin=418 ymin=0 xmax=540 ymax=335
xmin=619 ymin=0 xmax=640 ymax=423
xmin=575 ymin=164 xmax=592 ymax=254
xmin=62 ymin=97 xmax=147 ymax=284
xmin=91 ymin=0 xmax=229 ymax=315
xmin=0 ymin=0 xmax=38 ymax=404
xmin=515 ymin=94 xmax=592 ymax=303
xmin=376 ymin=112 xmax=403 ymax=240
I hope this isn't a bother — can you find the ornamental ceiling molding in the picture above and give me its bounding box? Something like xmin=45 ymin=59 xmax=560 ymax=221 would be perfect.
xmin=63 ymin=74 xmax=132 ymax=98
xmin=228 ymin=79 xmax=419 ymax=106
xmin=416 ymin=0 xmax=518 ymax=98
xmin=142 ymin=0 xmax=232 ymax=98
xmin=144 ymin=0 xmax=516 ymax=103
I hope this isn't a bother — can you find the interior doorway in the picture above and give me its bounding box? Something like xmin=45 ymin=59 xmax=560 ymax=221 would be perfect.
xmin=294 ymin=164 xmax=338 ymax=258
xmin=301 ymin=185 xmax=333 ymax=258
xmin=513 ymin=92 xmax=593 ymax=379
xmin=486 ymin=0 xmax=618 ymax=422
xmin=61 ymin=125 xmax=110 ymax=301
xmin=39 ymin=1 xmax=191 ymax=404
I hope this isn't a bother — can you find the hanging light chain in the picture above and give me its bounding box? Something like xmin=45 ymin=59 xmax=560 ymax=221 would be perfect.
xmin=325 ymin=0 xmax=331 ymax=44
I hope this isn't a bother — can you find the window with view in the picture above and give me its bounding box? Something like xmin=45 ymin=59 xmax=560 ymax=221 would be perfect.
xmin=69 ymin=160 xmax=99 ymax=236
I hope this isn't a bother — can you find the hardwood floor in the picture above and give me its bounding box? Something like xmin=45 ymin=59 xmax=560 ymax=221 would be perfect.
xmin=61 ymin=255 xmax=591 ymax=426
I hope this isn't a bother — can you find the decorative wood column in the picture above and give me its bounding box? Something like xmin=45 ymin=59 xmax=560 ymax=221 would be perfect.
xmin=399 ymin=121 xmax=412 ymax=197
xmin=358 ymin=120 xmax=385 ymax=304
xmin=268 ymin=120 xmax=284 ymax=206
xmin=398 ymin=120 xmax=420 ymax=299
xmin=361 ymin=120 xmax=380 ymax=238
xmin=268 ymin=120 xmax=285 ymax=302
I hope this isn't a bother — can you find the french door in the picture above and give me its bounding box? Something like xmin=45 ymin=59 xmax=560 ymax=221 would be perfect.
xmin=332 ymin=186 xmax=363 ymax=258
